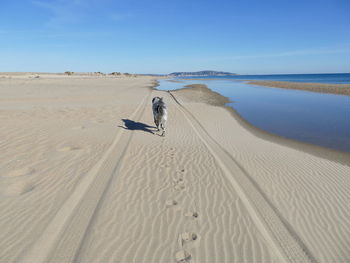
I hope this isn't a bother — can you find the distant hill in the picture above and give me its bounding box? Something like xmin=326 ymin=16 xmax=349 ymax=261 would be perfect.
xmin=169 ymin=70 xmax=237 ymax=77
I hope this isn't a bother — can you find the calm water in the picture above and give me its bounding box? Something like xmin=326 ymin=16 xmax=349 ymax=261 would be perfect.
xmin=183 ymin=73 xmax=350 ymax=84
xmin=158 ymin=78 xmax=350 ymax=153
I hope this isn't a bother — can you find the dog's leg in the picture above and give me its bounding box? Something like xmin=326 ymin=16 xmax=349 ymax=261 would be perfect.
xmin=161 ymin=123 xmax=165 ymax=137
xmin=154 ymin=118 xmax=159 ymax=131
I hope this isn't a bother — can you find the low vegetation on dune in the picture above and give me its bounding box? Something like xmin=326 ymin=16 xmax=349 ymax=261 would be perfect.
xmin=110 ymin=72 xmax=121 ymax=75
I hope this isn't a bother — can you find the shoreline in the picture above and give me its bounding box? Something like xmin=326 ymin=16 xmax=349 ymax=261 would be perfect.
xmin=172 ymin=84 xmax=230 ymax=106
xmin=166 ymin=80 xmax=350 ymax=263
xmin=248 ymin=80 xmax=350 ymax=96
xmin=169 ymin=83 xmax=350 ymax=166
xmin=176 ymin=77 xmax=350 ymax=96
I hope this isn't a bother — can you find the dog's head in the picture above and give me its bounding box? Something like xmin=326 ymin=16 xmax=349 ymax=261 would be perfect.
xmin=152 ymin=96 xmax=161 ymax=104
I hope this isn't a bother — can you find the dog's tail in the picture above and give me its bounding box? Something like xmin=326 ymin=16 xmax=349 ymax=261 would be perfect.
xmin=157 ymin=105 xmax=164 ymax=115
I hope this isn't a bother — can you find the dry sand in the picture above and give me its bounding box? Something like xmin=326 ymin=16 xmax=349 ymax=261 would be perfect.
xmin=1 ymin=73 xmax=350 ymax=263
xmin=248 ymin=80 xmax=350 ymax=96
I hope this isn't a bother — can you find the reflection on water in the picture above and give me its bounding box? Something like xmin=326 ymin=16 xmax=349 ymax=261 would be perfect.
xmin=158 ymin=79 xmax=350 ymax=153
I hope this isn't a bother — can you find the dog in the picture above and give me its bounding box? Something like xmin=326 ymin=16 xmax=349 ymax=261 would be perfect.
xmin=152 ymin=96 xmax=167 ymax=136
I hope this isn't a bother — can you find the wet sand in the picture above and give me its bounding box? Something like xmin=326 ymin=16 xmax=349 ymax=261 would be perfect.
xmin=172 ymin=84 xmax=230 ymax=106
xmin=248 ymin=80 xmax=350 ymax=96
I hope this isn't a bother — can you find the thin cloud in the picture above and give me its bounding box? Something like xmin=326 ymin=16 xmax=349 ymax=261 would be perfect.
xmin=2 ymin=30 xmax=114 ymax=41
xmin=32 ymin=0 xmax=88 ymax=26
xmin=32 ymin=0 xmax=131 ymax=27
xmin=44 ymin=31 xmax=113 ymax=38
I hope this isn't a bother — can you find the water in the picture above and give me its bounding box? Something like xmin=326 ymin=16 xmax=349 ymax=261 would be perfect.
xmin=182 ymin=73 xmax=350 ymax=84
xmin=158 ymin=79 xmax=350 ymax=153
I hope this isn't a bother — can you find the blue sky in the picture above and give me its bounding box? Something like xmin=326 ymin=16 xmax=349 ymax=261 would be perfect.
xmin=0 ymin=0 xmax=349 ymax=74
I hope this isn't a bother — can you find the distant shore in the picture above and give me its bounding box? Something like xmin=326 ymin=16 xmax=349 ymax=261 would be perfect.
xmin=248 ymin=80 xmax=350 ymax=96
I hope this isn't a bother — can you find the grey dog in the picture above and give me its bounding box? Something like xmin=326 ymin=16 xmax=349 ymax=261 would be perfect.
xmin=152 ymin=97 xmax=168 ymax=136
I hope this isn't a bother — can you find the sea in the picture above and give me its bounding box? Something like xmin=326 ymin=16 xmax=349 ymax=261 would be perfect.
xmin=157 ymin=73 xmax=350 ymax=153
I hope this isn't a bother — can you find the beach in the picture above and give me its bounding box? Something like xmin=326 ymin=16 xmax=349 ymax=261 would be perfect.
xmin=1 ymin=73 xmax=350 ymax=263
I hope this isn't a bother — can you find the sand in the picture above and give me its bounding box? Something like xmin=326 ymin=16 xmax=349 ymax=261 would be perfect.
xmin=1 ymin=73 xmax=350 ymax=263
xmin=172 ymin=84 xmax=230 ymax=106
xmin=248 ymin=80 xmax=350 ymax=96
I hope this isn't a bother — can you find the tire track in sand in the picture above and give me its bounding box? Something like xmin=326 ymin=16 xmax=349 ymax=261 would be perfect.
xmin=18 ymin=91 xmax=151 ymax=263
xmin=168 ymin=91 xmax=315 ymax=263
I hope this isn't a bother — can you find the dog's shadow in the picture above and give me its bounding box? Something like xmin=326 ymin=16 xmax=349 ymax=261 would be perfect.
xmin=119 ymin=119 xmax=155 ymax=134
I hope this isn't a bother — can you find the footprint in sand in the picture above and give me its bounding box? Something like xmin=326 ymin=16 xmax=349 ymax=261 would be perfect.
xmin=166 ymin=200 xmax=178 ymax=208
xmin=173 ymin=178 xmax=185 ymax=191
xmin=57 ymin=146 xmax=82 ymax=152
xmin=185 ymin=212 xmax=199 ymax=219
xmin=178 ymin=232 xmax=199 ymax=248
xmin=175 ymin=250 xmax=191 ymax=262
xmin=2 ymin=167 xmax=35 ymax=178
xmin=174 ymin=184 xmax=185 ymax=191
xmin=3 ymin=180 xmax=35 ymax=196
xmin=72 ymin=126 xmax=85 ymax=130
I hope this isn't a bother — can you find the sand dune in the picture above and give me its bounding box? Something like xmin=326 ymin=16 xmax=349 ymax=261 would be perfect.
xmin=1 ymin=74 xmax=350 ymax=262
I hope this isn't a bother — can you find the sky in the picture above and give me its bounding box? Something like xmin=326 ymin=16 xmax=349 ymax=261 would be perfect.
xmin=0 ymin=0 xmax=350 ymax=74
